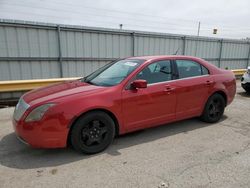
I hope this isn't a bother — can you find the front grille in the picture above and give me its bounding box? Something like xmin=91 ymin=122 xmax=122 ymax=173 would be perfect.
xmin=13 ymin=98 xmax=30 ymax=121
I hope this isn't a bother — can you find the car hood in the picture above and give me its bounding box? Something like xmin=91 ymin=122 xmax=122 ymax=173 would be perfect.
xmin=23 ymin=79 xmax=106 ymax=106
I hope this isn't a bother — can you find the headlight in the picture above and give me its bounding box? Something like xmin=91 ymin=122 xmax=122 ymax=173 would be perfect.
xmin=25 ymin=103 xmax=55 ymax=122
xmin=14 ymin=98 xmax=30 ymax=121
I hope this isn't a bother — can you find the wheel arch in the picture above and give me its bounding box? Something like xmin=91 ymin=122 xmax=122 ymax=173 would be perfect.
xmin=67 ymin=108 xmax=120 ymax=146
xmin=210 ymin=90 xmax=228 ymax=106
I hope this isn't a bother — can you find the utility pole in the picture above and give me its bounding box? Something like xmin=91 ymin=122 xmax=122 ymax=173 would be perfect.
xmin=197 ymin=21 xmax=201 ymax=37
xmin=195 ymin=21 xmax=201 ymax=56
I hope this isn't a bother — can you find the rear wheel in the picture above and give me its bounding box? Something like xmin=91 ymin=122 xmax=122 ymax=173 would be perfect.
xmin=200 ymin=93 xmax=225 ymax=123
xmin=70 ymin=111 xmax=115 ymax=154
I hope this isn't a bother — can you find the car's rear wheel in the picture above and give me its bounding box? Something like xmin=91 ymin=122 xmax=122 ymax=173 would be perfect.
xmin=200 ymin=93 xmax=225 ymax=123
xmin=70 ymin=111 xmax=115 ymax=154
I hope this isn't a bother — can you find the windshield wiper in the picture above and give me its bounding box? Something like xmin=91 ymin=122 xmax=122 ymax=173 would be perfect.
xmin=85 ymin=79 xmax=100 ymax=86
xmin=85 ymin=80 xmax=93 ymax=85
xmin=81 ymin=76 xmax=87 ymax=82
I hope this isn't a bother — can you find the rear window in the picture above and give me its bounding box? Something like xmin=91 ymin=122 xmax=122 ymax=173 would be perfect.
xmin=201 ymin=65 xmax=209 ymax=75
xmin=176 ymin=60 xmax=209 ymax=79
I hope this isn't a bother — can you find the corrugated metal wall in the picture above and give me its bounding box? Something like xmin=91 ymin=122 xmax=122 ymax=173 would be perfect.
xmin=134 ymin=36 xmax=183 ymax=56
xmin=0 ymin=19 xmax=250 ymax=99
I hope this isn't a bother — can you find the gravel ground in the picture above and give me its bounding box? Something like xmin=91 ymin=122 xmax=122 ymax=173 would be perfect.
xmin=0 ymin=81 xmax=250 ymax=188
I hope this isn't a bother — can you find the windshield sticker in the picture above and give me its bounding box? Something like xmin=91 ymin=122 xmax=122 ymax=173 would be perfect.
xmin=124 ymin=62 xmax=138 ymax=66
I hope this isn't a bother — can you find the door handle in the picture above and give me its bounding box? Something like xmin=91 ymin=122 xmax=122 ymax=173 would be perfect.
xmin=164 ymin=85 xmax=175 ymax=93
xmin=205 ymin=80 xmax=214 ymax=86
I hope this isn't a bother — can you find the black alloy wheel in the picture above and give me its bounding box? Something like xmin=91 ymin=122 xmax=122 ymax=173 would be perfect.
xmin=81 ymin=120 xmax=108 ymax=146
xmin=71 ymin=111 xmax=115 ymax=154
xmin=200 ymin=93 xmax=225 ymax=123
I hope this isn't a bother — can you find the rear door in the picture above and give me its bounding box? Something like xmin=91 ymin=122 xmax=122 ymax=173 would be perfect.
xmin=172 ymin=59 xmax=213 ymax=119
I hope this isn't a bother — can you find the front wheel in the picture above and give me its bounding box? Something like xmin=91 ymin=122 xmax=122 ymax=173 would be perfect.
xmin=200 ymin=93 xmax=225 ymax=123
xmin=70 ymin=111 xmax=115 ymax=154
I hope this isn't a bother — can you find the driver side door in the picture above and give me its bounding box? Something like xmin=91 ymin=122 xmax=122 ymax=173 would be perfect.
xmin=121 ymin=60 xmax=177 ymax=131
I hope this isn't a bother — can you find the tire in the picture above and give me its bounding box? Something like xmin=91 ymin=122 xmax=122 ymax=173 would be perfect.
xmin=244 ymin=89 xmax=250 ymax=93
xmin=241 ymin=83 xmax=250 ymax=93
xmin=70 ymin=111 xmax=115 ymax=154
xmin=200 ymin=93 xmax=225 ymax=123
xmin=242 ymin=86 xmax=250 ymax=93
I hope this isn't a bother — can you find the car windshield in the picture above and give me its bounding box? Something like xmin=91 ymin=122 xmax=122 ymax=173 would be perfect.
xmin=82 ymin=59 xmax=144 ymax=86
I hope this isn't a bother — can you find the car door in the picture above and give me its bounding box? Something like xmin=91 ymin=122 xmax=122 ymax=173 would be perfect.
xmin=172 ymin=59 xmax=213 ymax=120
xmin=122 ymin=60 xmax=176 ymax=131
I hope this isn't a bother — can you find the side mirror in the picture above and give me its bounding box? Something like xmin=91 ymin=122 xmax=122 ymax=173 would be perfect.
xmin=131 ymin=79 xmax=147 ymax=89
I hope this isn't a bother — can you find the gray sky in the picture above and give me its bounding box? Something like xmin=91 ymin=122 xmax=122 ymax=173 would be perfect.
xmin=0 ymin=0 xmax=250 ymax=39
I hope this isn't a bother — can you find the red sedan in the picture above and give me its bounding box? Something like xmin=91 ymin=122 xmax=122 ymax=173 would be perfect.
xmin=13 ymin=56 xmax=236 ymax=154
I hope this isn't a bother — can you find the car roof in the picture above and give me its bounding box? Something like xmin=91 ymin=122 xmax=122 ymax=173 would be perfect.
xmin=126 ymin=55 xmax=221 ymax=75
xmin=126 ymin=55 xmax=203 ymax=61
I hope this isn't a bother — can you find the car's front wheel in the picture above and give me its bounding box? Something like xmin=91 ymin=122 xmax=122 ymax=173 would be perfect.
xmin=200 ymin=93 xmax=225 ymax=123
xmin=70 ymin=111 xmax=115 ymax=154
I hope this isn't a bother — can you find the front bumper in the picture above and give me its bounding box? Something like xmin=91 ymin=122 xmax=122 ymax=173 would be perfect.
xmin=12 ymin=118 xmax=69 ymax=148
xmin=241 ymin=73 xmax=250 ymax=84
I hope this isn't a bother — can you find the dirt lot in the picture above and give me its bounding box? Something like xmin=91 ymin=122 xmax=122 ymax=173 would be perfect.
xmin=0 ymin=81 xmax=250 ymax=188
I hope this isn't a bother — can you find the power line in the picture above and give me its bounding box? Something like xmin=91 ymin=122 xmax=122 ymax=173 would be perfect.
xmin=5 ymin=2 xmax=249 ymax=32
xmin=0 ymin=10 xmax=194 ymax=32
xmin=1 ymin=2 xmax=198 ymax=29
xmin=10 ymin=0 xmax=250 ymax=30
xmin=5 ymin=0 xmax=199 ymax=24
xmin=1 ymin=0 xmax=250 ymax=38
xmin=0 ymin=3 xmax=203 ymax=32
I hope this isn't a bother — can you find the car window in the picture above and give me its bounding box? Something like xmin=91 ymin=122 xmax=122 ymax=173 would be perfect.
xmin=176 ymin=60 xmax=204 ymax=79
xmin=201 ymin=65 xmax=209 ymax=75
xmin=84 ymin=59 xmax=144 ymax=86
xmin=136 ymin=60 xmax=172 ymax=84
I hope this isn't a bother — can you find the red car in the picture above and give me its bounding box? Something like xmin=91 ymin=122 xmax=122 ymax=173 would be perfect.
xmin=13 ymin=56 xmax=236 ymax=154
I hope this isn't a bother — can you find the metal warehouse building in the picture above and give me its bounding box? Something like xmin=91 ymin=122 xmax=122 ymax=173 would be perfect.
xmin=0 ymin=19 xmax=250 ymax=99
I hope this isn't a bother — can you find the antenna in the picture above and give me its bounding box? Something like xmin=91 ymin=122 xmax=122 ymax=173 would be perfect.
xmin=173 ymin=48 xmax=179 ymax=55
